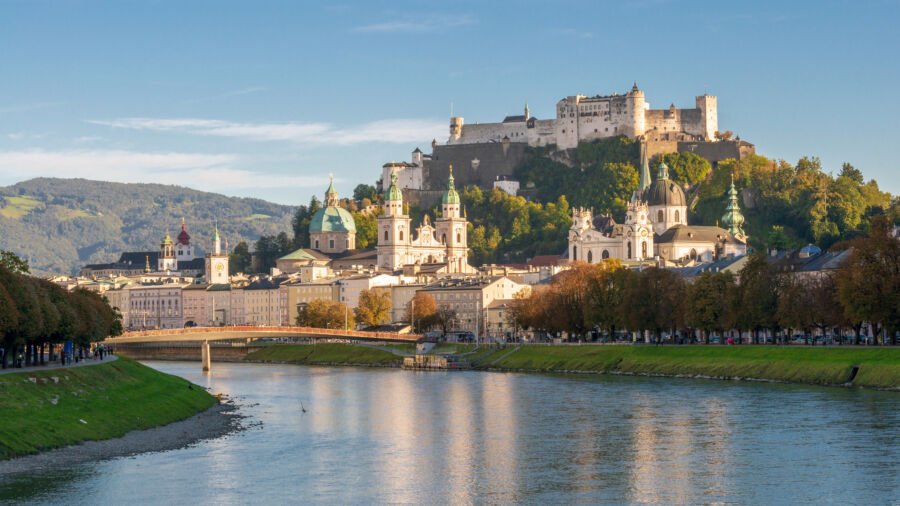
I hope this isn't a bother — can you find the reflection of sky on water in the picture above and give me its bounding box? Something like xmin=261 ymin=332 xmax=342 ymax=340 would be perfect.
xmin=2 ymin=362 xmax=898 ymax=504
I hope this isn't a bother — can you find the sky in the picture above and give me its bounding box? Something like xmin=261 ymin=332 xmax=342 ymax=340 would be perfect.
xmin=1 ymin=0 xmax=898 ymax=205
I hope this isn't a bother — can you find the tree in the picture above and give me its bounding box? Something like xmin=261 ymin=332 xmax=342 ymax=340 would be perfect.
xmin=0 ymin=251 xmax=29 ymax=274
xmin=433 ymin=305 xmax=459 ymax=335
xmin=836 ymin=215 xmax=900 ymax=344
xmin=291 ymin=196 xmax=321 ymax=248
xmin=352 ymin=211 xmax=379 ymax=249
xmin=686 ymin=271 xmax=736 ymax=344
xmin=658 ymin=152 xmax=712 ymax=185
xmin=736 ymin=252 xmax=781 ymax=344
xmin=404 ymin=292 xmax=437 ymax=333
xmin=296 ymin=299 xmax=355 ymax=330
xmin=585 ymin=259 xmax=631 ymax=339
xmin=353 ymin=184 xmax=377 ymax=203
xmin=0 ymin=282 xmax=19 ymax=367
xmin=354 ymin=289 xmax=392 ymax=328
xmin=229 ymin=241 xmax=251 ymax=274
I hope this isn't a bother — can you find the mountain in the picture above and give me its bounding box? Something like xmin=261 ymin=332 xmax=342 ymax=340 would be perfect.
xmin=0 ymin=178 xmax=296 ymax=274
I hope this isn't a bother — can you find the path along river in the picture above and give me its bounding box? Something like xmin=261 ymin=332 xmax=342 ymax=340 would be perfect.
xmin=2 ymin=361 xmax=899 ymax=504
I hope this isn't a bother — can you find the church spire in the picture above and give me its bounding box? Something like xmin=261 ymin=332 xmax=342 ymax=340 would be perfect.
xmin=144 ymin=255 xmax=151 ymax=273
xmin=324 ymin=174 xmax=339 ymax=207
xmin=639 ymin=142 xmax=652 ymax=191
xmin=442 ymin=165 xmax=460 ymax=205
xmin=657 ymin=161 xmax=669 ymax=181
xmin=721 ymin=173 xmax=746 ymax=238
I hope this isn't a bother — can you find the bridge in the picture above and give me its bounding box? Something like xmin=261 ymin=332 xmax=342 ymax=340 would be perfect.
xmin=106 ymin=326 xmax=423 ymax=372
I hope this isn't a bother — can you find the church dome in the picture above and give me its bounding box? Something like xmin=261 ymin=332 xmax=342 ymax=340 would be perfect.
xmin=644 ymin=162 xmax=686 ymax=206
xmin=644 ymin=180 xmax=686 ymax=207
xmin=309 ymin=206 xmax=356 ymax=233
xmin=177 ymin=220 xmax=191 ymax=245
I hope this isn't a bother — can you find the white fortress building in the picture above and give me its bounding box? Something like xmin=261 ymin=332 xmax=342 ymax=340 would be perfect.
xmin=448 ymin=83 xmax=717 ymax=150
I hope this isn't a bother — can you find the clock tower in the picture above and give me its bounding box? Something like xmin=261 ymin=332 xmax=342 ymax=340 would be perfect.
xmin=205 ymin=224 xmax=229 ymax=284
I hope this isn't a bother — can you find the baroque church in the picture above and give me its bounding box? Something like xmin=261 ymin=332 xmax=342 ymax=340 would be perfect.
xmin=376 ymin=168 xmax=473 ymax=273
xmin=568 ymin=146 xmax=747 ymax=265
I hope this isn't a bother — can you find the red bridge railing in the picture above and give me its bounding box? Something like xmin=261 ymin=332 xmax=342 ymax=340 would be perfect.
xmin=118 ymin=325 xmax=422 ymax=341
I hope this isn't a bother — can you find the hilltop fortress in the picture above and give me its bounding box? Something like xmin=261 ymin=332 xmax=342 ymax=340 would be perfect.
xmin=382 ymin=83 xmax=753 ymax=205
xmin=449 ymin=82 xmax=717 ymax=149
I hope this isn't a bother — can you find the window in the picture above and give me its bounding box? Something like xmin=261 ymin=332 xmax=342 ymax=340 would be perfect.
xmin=587 ymin=250 xmax=593 ymax=262
xmin=400 ymin=230 xmax=404 ymax=241
xmin=442 ymin=233 xmax=446 ymax=244
xmin=456 ymin=232 xmax=461 ymax=243
xmin=657 ymin=210 xmax=664 ymax=222
xmin=384 ymin=230 xmax=388 ymax=241
xmin=641 ymin=241 xmax=648 ymax=259
xmin=573 ymin=246 xmax=577 ymax=260
xmin=329 ymin=239 xmax=334 ymax=249
xmin=675 ymin=210 xmax=680 ymax=222
xmin=602 ymin=249 xmax=609 ymax=259
xmin=690 ymin=248 xmax=697 ymax=260
xmin=627 ymin=242 xmax=632 ymax=259
xmin=315 ymin=240 xmax=319 ymax=249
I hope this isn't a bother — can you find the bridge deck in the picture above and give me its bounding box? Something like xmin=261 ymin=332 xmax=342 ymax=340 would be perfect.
xmin=108 ymin=326 xmax=423 ymax=344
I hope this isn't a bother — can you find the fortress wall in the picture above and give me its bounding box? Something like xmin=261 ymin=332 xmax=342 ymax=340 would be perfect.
xmin=423 ymin=142 xmax=528 ymax=190
xmin=457 ymin=122 xmax=527 ymax=144
xmin=381 ymin=165 xmax=423 ymax=191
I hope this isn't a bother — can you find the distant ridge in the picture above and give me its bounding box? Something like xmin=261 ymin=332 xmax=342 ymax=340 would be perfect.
xmin=0 ymin=178 xmax=296 ymax=274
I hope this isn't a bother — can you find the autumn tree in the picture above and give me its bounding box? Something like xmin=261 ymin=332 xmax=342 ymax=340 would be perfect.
xmin=585 ymin=259 xmax=632 ymax=339
xmin=404 ymin=292 xmax=437 ymax=333
xmin=735 ymin=252 xmax=781 ymax=344
xmin=354 ymin=289 xmax=392 ymax=328
xmin=433 ymin=305 xmax=459 ymax=335
xmin=296 ymin=299 xmax=355 ymax=330
xmin=686 ymin=271 xmax=736 ymax=344
xmin=836 ymin=216 xmax=900 ymax=344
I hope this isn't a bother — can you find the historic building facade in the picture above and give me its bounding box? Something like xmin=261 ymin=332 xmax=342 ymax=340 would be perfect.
xmin=448 ymin=83 xmax=718 ymax=150
xmin=569 ymin=147 xmax=747 ymax=264
xmin=377 ymin=168 xmax=471 ymax=272
xmin=309 ymin=178 xmax=356 ymax=253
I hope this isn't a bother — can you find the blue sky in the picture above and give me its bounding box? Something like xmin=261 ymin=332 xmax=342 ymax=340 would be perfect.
xmin=1 ymin=0 xmax=898 ymax=204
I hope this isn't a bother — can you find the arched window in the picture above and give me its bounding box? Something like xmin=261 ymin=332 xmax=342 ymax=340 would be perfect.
xmin=641 ymin=241 xmax=648 ymax=259
xmin=457 ymin=232 xmax=461 ymax=243
xmin=399 ymin=230 xmax=404 ymax=241
xmin=690 ymin=248 xmax=697 ymax=260
xmin=602 ymin=249 xmax=609 ymax=259
xmin=657 ymin=210 xmax=664 ymax=222
xmin=329 ymin=239 xmax=334 ymax=249
xmin=315 ymin=239 xmax=319 ymax=249
xmin=675 ymin=210 xmax=680 ymax=223
xmin=573 ymin=246 xmax=578 ymax=260
xmin=442 ymin=234 xmax=446 ymax=245
xmin=587 ymin=250 xmax=593 ymax=262
xmin=627 ymin=242 xmax=632 ymax=259
xmin=384 ymin=230 xmax=388 ymax=241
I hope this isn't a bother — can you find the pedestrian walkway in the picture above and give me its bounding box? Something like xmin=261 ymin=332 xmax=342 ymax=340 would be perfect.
xmin=0 ymin=354 xmax=118 ymax=375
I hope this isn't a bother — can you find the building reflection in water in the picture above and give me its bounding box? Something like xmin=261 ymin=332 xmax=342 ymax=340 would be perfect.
xmin=479 ymin=372 xmax=520 ymax=500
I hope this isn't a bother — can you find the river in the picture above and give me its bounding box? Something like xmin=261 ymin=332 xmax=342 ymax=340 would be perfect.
xmin=2 ymin=361 xmax=899 ymax=504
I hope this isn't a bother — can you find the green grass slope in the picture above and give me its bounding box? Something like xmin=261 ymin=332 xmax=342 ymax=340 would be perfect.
xmin=244 ymin=343 xmax=401 ymax=366
xmin=484 ymin=346 xmax=900 ymax=389
xmin=0 ymin=357 xmax=215 ymax=459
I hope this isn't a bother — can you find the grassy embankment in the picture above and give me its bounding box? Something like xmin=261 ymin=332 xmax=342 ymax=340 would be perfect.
xmin=480 ymin=345 xmax=900 ymax=389
xmin=0 ymin=357 xmax=215 ymax=460
xmin=244 ymin=343 xmax=401 ymax=366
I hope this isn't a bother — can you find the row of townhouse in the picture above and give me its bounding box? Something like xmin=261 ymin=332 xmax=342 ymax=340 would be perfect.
xmin=98 ymin=271 xmax=531 ymax=336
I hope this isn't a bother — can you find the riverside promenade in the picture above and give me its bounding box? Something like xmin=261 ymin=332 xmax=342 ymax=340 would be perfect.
xmin=0 ymin=355 xmax=117 ymax=375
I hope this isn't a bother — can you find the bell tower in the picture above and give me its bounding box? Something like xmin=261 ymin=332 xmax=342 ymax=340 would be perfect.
xmin=377 ymin=170 xmax=411 ymax=269
xmin=205 ymin=223 xmax=229 ymax=284
xmin=436 ymin=166 xmax=468 ymax=272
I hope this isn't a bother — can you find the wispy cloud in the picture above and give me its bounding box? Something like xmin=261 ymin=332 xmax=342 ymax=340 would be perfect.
xmin=87 ymin=117 xmax=447 ymax=145
xmin=0 ymin=102 xmax=65 ymax=114
xmin=353 ymin=14 xmax=475 ymax=33
xmin=183 ymin=86 xmax=267 ymax=104
xmin=0 ymin=149 xmax=327 ymax=191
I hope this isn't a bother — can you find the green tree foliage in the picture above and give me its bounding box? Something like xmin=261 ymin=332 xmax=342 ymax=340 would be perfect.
xmin=657 ymin=152 xmax=711 ymax=185
xmin=252 ymin=232 xmax=294 ymax=273
xmin=0 ymin=266 xmax=120 ymax=368
xmin=352 ymin=210 xmax=380 ymax=249
xmin=460 ymin=186 xmax=571 ymax=265
xmin=0 ymin=251 xmax=29 ymax=274
xmin=686 ymin=271 xmax=737 ymax=343
xmin=354 ymin=289 xmax=392 ymax=328
xmin=353 ymin=184 xmax=377 ymax=203
xmin=295 ymin=299 xmax=355 ymax=330
xmin=290 ymin=196 xmax=321 ymax=249
xmin=229 ymin=241 xmax=252 ymax=275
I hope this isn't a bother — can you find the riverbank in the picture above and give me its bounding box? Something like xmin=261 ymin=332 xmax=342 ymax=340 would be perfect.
xmin=243 ymin=343 xmax=402 ymax=367
xmin=0 ymin=356 xmax=220 ymax=461
xmin=476 ymin=345 xmax=900 ymax=389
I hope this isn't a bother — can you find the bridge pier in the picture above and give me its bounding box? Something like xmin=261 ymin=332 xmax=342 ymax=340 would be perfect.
xmin=201 ymin=340 xmax=211 ymax=373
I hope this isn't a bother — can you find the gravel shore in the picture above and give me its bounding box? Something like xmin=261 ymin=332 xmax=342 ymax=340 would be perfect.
xmin=0 ymin=399 xmax=243 ymax=481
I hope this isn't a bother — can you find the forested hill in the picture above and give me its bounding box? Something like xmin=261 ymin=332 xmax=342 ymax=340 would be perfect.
xmin=0 ymin=178 xmax=295 ymax=274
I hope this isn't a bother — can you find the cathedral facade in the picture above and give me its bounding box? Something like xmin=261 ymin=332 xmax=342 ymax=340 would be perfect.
xmin=569 ymin=147 xmax=747 ymax=265
xmin=377 ymin=168 xmax=472 ymax=273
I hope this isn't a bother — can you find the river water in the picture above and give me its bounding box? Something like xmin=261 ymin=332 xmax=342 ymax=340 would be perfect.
xmin=2 ymin=361 xmax=899 ymax=504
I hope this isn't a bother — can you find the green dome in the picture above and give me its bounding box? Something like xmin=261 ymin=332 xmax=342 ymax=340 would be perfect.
xmin=721 ymin=180 xmax=745 ymax=236
xmin=309 ymin=206 xmax=356 ymax=233
xmin=161 ymin=230 xmax=174 ymax=246
xmin=386 ymin=170 xmax=403 ymax=202
xmin=442 ymin=168 xmax=460 ymax=205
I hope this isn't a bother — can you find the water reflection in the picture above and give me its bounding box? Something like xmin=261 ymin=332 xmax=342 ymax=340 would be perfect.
xmin=2 ymin=363 xmax=898 ymax=504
